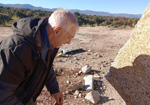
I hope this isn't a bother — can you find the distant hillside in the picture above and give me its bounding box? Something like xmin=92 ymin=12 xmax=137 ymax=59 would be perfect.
xmin=0 ymin=3 xmax=141 ymax=18
xmin=71 ymin=9 xmax=141 ymax=18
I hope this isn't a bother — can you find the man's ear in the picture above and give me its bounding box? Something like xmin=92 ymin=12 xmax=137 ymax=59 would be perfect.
xmin=53 ymin=27 xmax=62 ymax=36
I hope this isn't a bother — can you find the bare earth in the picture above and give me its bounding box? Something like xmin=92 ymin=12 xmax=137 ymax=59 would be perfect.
xmin=0 ymin=26 xmax=132 ymax=105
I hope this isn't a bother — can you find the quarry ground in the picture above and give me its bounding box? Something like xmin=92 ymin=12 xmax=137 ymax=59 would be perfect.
xmin=0 ymin=26 xmax=132 ymax=105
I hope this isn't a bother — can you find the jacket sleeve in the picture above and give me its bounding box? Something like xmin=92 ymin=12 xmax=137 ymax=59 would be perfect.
xmin=45 ymin=67 xmax=60 ymax=94
xmin=0 ymin=44 xmax=33 ymax=105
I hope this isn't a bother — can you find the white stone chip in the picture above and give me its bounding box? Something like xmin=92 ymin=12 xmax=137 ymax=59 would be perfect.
xmin=81 ymin=65 xmax=92 ymax=73
xmin=85 ymin=91 xmax=100 ymax=104
xmin=83 ymin=75 xmax=93 ymax=90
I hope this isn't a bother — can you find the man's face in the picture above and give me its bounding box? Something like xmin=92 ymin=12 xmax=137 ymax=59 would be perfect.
xmin=53 ymin=25 xmax=77 ymax=48
xmin=57 ymin=30 xmax=76 ymax=47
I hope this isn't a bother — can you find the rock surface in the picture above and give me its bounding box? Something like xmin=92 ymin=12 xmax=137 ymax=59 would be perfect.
xmin=107 ymin=3 xmax=150 ymax=105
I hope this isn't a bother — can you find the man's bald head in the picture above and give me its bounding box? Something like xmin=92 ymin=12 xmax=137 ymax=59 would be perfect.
xmin=48 ymin=9 xmax=79 ymax=34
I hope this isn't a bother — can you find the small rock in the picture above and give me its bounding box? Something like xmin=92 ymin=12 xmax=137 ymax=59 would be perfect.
xmin=65 ymin=90 xmax=72 ymax=94
xmin=58 ymin=59 xmax=63 ymax=62
xmin=74 ymin=90 xmax=80 ymax=96
xmin=57 ymin=53 xmax=65 ymax=57
xmin=74 ymin=95 xmax=78 ymax=99
xmin=102 ymin=85 xmax=106 ymax=90
xmin=66 ymin=80 xmax=71 ymax=84
xmin=67 ymin=80 xmax=83 ymax=91
xmin=73 ymin=75 xmax=77 ymax=78
xmin=83 ymin=75 xmax=93 ymax=90
xmin=74 ymin=56 xmax=79 ymax=60
xmin=94 ymin=73 xmax=100 ymax=78
xmin=88 ymin=50 xmax=91 ymax=52
xmin=100 ymin=87 xmax=103 ymax=90
xmin=91 ymin=57 xmax=94 ymax=59
xmin=85 ymin=91 xmax=100 ymax=104
xmin=81 ymin=65 xmax=92 ymax=73
xmin=94 ymin=53 xmax=98 ymax=56
xmin=78 ymin=70 xmax=82 ymax=75
xmin=79 ymin=93 xmax=82 ymax=98
xmin=62 ymin=92 xmax=66 ymax=95
xmin=101 ymin=72 xmax=105 ymax=77
xmin=75 ymin=73 xmax=79 ymax=76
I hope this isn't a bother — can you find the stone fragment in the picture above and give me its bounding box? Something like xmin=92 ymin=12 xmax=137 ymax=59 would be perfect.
xmin=66 ymin=80 xmax=71 ymax=84
xmin=107 ymin=3 xmax=150 ymax=105
xmin=85 ymin=91 xmax=100 ymax=104
xmin=74 ymin=95 xmax=78 ymax=99
xmin=94 ymin=53 xmax=98 ymax=56
xmin=81 ymin=65 xmax=92 ymax=73
xmin=83 ymin=75 xmax=93 ymax=90
xmin=67 ymin=80 xmax=83 ymax=91
xmin=74 ymin=90 xmax=80 ymax=96
xmin=57 ymin=52 xmax=65 ymax=57
xmin=59 ymin=47 xmax=83 ymax=54
xmin=93 ymin=73 xmax=100 ymax=78
xmin=58 ymin=59 xmax=63 ymax=62
xmin=88 ymin=50 xmax=91 ymax=52
xmin=74 ymin=56 xmax=79 ymax=60
xmin=102 ymin=85 xmax=106 ymax=90
xmin=73 ymin=74 xmax=77 ymax=78
xmin=78 ymin=70 xmax=82 ymax=75
xmin=65 ymin=90 xmax=72 ymax=94
xmin=78 ymin=93 xmax=82 ymax=98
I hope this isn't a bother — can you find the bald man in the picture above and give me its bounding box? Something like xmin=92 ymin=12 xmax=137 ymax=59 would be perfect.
xmin=0 ymin=9 xmax=78 ymax=105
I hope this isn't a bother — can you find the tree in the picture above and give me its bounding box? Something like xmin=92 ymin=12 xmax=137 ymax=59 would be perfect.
xmin=102 ymin=19 xmax=111 ymax=26
xmin=88 ymin=20 xmax=95 ymax=27
xmin=74 ymin=12 xmax=80 ymax=17
xmin=93 ymin=16 xmax=104 ymax=26
xmin=16 ymin=11 xmax=27 ymax=18
xmin=0 ymin=14 xmax=12 ymax=26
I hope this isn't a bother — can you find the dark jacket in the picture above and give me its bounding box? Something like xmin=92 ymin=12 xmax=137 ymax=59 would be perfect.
xmin=0 ymin=17 xmax=60 ymax=105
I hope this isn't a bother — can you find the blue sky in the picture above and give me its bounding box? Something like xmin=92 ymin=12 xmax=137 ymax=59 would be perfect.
xmin=0 ymin=0 xmax=149 ymax=14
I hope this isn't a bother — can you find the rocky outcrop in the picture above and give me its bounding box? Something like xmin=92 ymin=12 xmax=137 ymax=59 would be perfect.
xmin=107 ymin=3 xmax=150 ymax=105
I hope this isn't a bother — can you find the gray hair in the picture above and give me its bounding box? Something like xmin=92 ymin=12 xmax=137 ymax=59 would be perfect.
xmin=48 ymin=9 xmax=79 ymax=34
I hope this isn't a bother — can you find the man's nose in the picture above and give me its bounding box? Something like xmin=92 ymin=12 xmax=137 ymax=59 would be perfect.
xmin=66 ymin=40 xmax=71 ymax=44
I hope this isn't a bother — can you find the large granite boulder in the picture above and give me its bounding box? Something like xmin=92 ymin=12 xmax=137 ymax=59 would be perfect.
xmin=107 ymin=3 xmax=150 ymax=105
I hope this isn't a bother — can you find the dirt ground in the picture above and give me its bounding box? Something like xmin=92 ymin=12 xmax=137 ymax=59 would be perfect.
xmin=0 ymin=26 xmax=132 ymax=105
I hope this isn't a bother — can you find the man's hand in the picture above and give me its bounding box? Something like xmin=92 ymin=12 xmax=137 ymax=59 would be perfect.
xmin=52 ymin=92 xmax=63 ymax=105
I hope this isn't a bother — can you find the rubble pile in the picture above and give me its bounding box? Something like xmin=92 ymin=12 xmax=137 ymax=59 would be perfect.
xmin=52 ymin=47 xmax=109 ymax=104
xmin=57 ymin=58 xmax=108 ymax=104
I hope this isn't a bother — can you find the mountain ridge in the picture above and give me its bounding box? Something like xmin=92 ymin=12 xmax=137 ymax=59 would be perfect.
xmin=0 ymin=3 xmax=141 ymax=18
